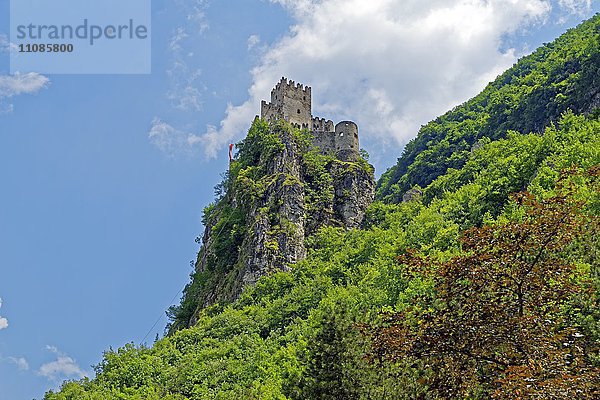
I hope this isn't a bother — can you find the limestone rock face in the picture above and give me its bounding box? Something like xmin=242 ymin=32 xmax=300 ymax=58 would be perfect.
xmin=226 ymin=126 xmax=371 ymax=296
xmin=332 ymin=163 xmax=375 ymax=228
xmin=185 ymin=123 xmax=374 ymax=327
xmin=240 ymin=128 xmax=307 ymax=291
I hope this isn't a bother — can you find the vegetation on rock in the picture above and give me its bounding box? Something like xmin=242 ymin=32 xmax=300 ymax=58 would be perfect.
xmin=167 ymin=118 xmax=374 ymax=332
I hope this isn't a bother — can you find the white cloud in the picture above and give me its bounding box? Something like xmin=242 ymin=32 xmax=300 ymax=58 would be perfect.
xmin=153 ymin=0 xmax=596 ymax=161
xmin=558 ymin=0 xmax=593 ymax=14
xmin=38 ymin=346 xmax=87 ymax=381
xmin=169 ymin=27 xmax=189 ymax=53
xmin=198 ymin=0 xmax=556 ymax=163
xmin=148 ymin=116 xmax=239 ymax=159
xmin=148 ymin=118 xmax=206 ymax=157
xmin=148 ymin=0 xmax=210 ymax=156
xmin=8 ymin=356 xmax=29 ymax=371
xmin=248 ymin=34 xmax=261 ymax=50
xmin=167 ymin=64 xmax=205 ymax=112
xmin=0 ymin=354 xmax=29 ymax=371
xmin=0 ymin=34 xmax=18 ymax=54
xmin=0 ymin=72 xmax=50 ymax=114
xmin=0 ymin=297 xmax=7 ymax=330
xmin=0 ymin=73 xmax=49 ymax=98
xmin=165 ymin=1 xmax=210 ymax=112
xmin=182 ymin=0 xmax=210 ymax=33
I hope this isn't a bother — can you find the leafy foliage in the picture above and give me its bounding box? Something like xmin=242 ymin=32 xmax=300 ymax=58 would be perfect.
xmin=366 ymin=171 xmax=600 ymax=398
xmin=46 ymin=16 xmax=600 ymax=400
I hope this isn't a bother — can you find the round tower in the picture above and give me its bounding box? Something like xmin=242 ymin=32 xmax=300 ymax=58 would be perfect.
xmin=334 ymin=121 xmax=359 ymax=161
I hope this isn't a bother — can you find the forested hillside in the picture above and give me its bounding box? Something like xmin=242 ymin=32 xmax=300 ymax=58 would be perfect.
xmin=45 ymin=15 xmax=599 ymax=400
xmin=377 ymin=14 xmax=599 ymax=202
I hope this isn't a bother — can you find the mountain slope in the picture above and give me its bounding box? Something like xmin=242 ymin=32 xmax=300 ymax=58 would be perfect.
xmin=45 ymin=16 xmax=600 ymax=400
xmin=377 ymin=14 xmax=599 ymax=202
xmin=45 ymin=116 xmax=600 ymax=400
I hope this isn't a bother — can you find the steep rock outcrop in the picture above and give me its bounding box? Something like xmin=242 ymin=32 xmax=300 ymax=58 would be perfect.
xmin=171 ymin=119 xmax=374 ymax=330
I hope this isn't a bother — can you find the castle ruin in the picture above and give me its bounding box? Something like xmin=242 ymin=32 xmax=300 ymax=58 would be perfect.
xmin=261 ymin=77 xmax=360 ymax=162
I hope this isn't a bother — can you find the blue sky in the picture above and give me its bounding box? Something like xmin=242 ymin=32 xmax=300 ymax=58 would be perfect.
xmin=0 ymin=0 xmax=598 ymax=398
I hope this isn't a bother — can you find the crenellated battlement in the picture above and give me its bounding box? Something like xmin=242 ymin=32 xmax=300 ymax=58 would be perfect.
xmin=273 ymin=77 xmax=312 ymax=96
xmin=260 ymin=77 xmax=360 ymax=161
xmin=312 ymin=117 xmax=334 ymax=133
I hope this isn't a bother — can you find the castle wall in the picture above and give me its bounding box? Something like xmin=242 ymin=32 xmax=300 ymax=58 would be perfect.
xmin=312 ymin=117 xmax=334 ymax=133
xmin=261 ymin=101 xmax=282 ymax=123
xmin=314 ymin=131 xmax=336 ymax=154
xmin=260 ymin=78 xmax=360 ymax=161
xmin=311 ymin=117 xmax=335 ymax=153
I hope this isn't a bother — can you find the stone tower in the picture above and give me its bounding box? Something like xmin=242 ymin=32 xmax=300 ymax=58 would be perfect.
xmin=335 ymin=121 xmax=359 ymax=162
xmin=261 ymin=78 xmax=312 ymax=129
xmin=261 ymin=77 xmax=360 ymax=162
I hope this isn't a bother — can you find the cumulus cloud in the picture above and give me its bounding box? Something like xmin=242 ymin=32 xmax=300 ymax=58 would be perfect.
xmin=165 ymin=1 xmax=210 ymax=112
xmin=38 ymin=346 xmax=87 ymax=381
xmin=198 ymin=0 xmax=557 ymax=163
xmin=558 ymin=0 xmax=593 ymax=14
xmin=0 ymin=34 xmax=18 ymax=54
xmin=248 ymin=34 xmax=261 ymax=50
xmin=0 ymin=72 xmax=50 ymax=114
xmin=148 ymin=118 xmax=205 ymax=157
xmin=0 ymin=297 xmax=8 ymax=330
xmin=8 ymin=356 xmax=29 ymax=371
xmin=153 ymin=0 xmax=597 ymax=161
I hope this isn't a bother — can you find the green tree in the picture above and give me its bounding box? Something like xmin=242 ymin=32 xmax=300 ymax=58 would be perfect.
xmin=368 ymin=171 xmax=600 ymax=398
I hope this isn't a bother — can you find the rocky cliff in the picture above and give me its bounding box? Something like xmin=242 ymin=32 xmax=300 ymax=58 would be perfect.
xmin=169 ymin=118 xmax=374 ymax=330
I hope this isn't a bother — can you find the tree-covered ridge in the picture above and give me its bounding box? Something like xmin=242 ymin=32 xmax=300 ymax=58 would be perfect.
xmin=377 ymin=14 xmax=599 ymax=202
xmin=46 ymin=111 xmax=599 ymax=399
xmin=44 ymin=15 xmax=600 ymax=398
